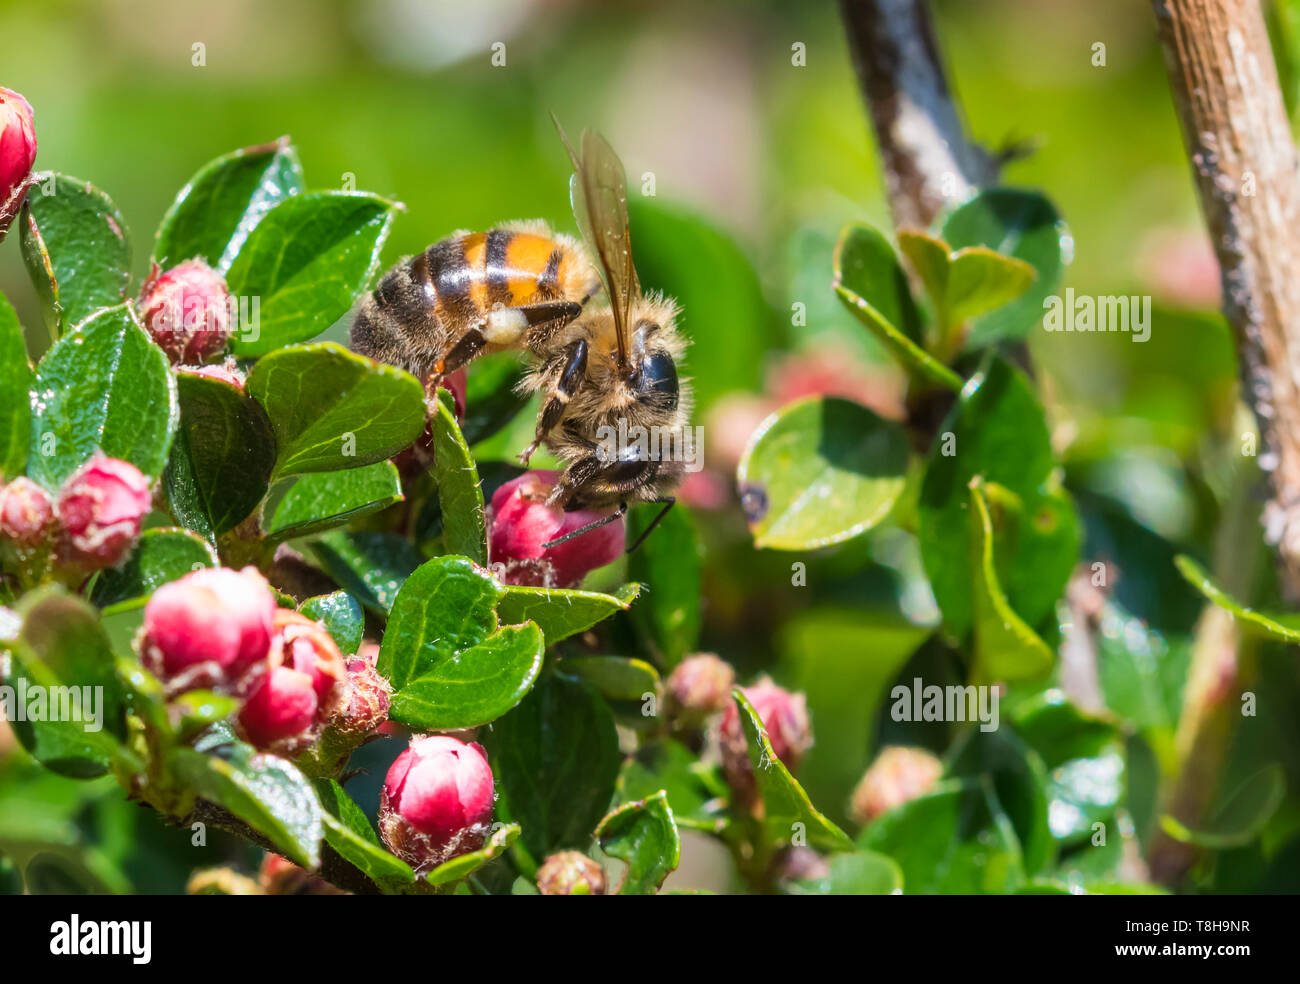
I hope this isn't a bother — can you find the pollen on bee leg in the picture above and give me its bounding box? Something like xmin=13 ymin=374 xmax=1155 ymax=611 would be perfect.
xmin=482 ymin=306 xmax=528 ymax=345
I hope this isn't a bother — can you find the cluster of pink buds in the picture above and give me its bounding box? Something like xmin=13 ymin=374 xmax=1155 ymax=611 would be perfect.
xmin=137 ymin=259 xmax=233 ymax=365
xmin=487 ymin=470 xmax=624 ymax=588
xmin=848 ymin=745 xmax=944 ymax=825
xmin=0 ymin=455 xmax=153 ymax=575
xmin=717 ymin=675 xmax=813 ymax=801
xmin=379 ymin=735 xmax=495 ymax=875
xmin=0 ymin=86 xmax=36 ymax=239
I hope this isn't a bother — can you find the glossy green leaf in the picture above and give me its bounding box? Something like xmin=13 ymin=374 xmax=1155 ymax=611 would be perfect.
xmin=246 ymin=342 xmax=426 ymax=479
xmin=3 ymin=588 xmax=128 ymax=778
xmin=918 ymin=356 xmax=1078 ymax=640
xmin=833 ymin=223 xmax=962 ymax=391
xmin=968 ymin=482 xmax=1055 ymax=682
xmin=488 ymin=670 xmax=622 ymax=861
xmin=378 ymin=556 xmax=544 ymax=729
xmin=496 ymin=582 xmax=640 ymax=646
xmin=226 ymin=192 xmax=397 ymax=356
xmin=1160 ymin=764 xmax=1286 ymax=849
xmin=154 ymin=137 xmax=304 ymax=273
xmin=313 ymin=778 xmax=415 ymax=892
xmin=561 ymin=654 xmax=659 ymax=701
xmin=733 ymin=691 xmax=854 ymax=853
xmin=739 ymin=395 xmax=910 ymax=551
xmin=1174 ymin=554 xmax=1300 ymax=642
xmin=0 ymin=290 xmax=29 ymax=479
xmin=616 ymin=738 xmax=728 ymax=833
xmin=626 ymin=503 xmax=700 ymax=667
xmin=90 ymin=527 xmax=217 ymax=613
xmin=19 ymin=173 xmax=132 ymax=338
xmin=940 ymin=188 xmax=1069 ymax=349
xmin=308 ymin=530 xmax=423 ymax=616
xmin=172 ymin=690 xmax=240 ymax=741
xmin=431 ymin=390 xmax=486 ymax=565
xmin=462 ymin=351 xmax=528 ymax=446
xmin=261 ymin=461 xmax=402 ymax=541
xmin=788 ymin=850 xmax=903 ymax=895
xmin=298 ymin=591 xmax=364 ymax=657
xmin=163 ymin=371 xmax=276 ymax=539
xmin=595 ymin=790 xmax=681 ymax=895
xmin=28 ymin=304 xmax=177 ymax=490
xmin=171 ymin=740 xmax=323 ymax=869
xmin=425 ymin=822 xmax=520 ymax=887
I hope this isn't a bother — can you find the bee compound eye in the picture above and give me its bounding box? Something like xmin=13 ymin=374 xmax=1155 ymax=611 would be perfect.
xmin=636 ymin=351 xmax=679 ymax=409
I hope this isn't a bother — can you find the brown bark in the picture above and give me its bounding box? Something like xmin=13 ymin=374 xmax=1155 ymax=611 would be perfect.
xmin=1153 ymin=0 xmax=1300 ymax=598
xmin=837 ymin=0 xmax=996 ymax=229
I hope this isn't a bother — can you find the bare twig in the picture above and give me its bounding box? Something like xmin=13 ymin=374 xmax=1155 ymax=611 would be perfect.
xmin=837 ymin=0 xmax=997 ymax=229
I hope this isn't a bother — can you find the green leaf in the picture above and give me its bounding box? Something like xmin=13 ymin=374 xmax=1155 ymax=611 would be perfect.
xmin=788 ymin=851 xmax=903 ymax=895
xmin=918 ymin=356 xmax=1078 ymax=640
xmin=3 ymin=588 xmax=128 ymax=778
xmin=90 ymin=527 xmax=218 ymax=613
xmin=308 ymin=530 xmax=423 ymax=616
xmin=226 ymin=192 xmax=397 ymax=356
xmin=833 ymin=223 xmax=963 ymax=392
xmin=163 ymin=371 xmax=276 ymax=539
xmin=378 ymin=556 xmax=544 ymax=730
xmin=968 ymin=482 xmax=1055 ymax=682
xmin=171 ymin=740 xmax=323 ymax=868
xmin=313 ymin=778 xmax=415 ymax=892
xmin=488 ymin=670 xmax=622 ymax=861
xmin=261 ymin=461 xmax=402 ymax=542
xmin=246 ymin=342 xmax=426 ymax=479
xmin=860 ymin=779 xmax=1025 ymax=894
xmin=496 ymin=582 xmax=640 ymax=646
xmin=1174 ymin=554 xmax=1300 ymax=642
xmin=19 ymin=173 xmax=132 ymax=338
xmin=732 ymin=691 xmax=854 ymax=853
xmin=0 ymin=290 xmax=30 ymax=479
xmin=298 ymin=591 xmax=364 ymax=657
xmin=154 ymin=137 xmax=305 ymax=273
xmin=626 ymin=504 xmax=700 ymax=667
xmin=738 ymin=395 xmax=910 ymax=551
xmin=616 ymin=737 xmax=728 ymax=833
xmin=594 ymin=790 xmax=681 ymax=895
xmin=172 ymin=690 xmax=240 ymax=741
xmin=940 ymin=188 xmax=1069 ymax=349
xmin=1160 ymin=764 xmax=1286 ymax=849
xmin=561 ymin=655 xmax=659 ymax=701
xmin=462 ymin=352 xmax=528 ymax=446
xmin=28 ymin=304 xmax=178 ymax=490
xmin=424 ymin=822 xmax=521 ymax=887
xmin=431 ymin=391 xmax=486 ymax=565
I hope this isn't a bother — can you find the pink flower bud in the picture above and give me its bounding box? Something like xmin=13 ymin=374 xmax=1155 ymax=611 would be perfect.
xmin=665 ymin=653 xmax=735 ymax=719
xmin=849 ymin=745 xmax=944 ymax=824
xmin=0 ymin=88 xmax=36 ymax=239
xmin=0 ymin=478 xmax=54 ymax=545
xmin=236 ymin=665 xmax=318 ymax=752
xmin=536 ymin=851 xmax=606 ymax=895
xmin=139 ymin=565 xmax=276 ymax=694
xmin=179 ymin=357 xmax=245 ymax=390
xmin=55 ymin=455 xmax=152 ymax=568
xmin=271 ymin=610 xmax=346 ymax=708
xmin=718 ymin=676 xmax=813 ymax=798
xmin=138 ymin=259 xmax=232 ymax=365
xmin=332 ymin=647 xmax=391 ymax=735
xmin=487 ymin=470 xmax=624 ymax=588
xmin=379 ymin=735 xmax=495 ymax=874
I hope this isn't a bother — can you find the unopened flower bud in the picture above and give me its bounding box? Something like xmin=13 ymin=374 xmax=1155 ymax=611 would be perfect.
xmin=536 ymin=851 xmax=606 ymax=895
xmin=379 ymin=735 xmax=494 ymax=874
xmin=237 ymin=665 xmax=318 ymax=752
xmin=665 ymin=653 xmax=735 ymax=719
xmin=332 ymin=650 xmax=391 ymax=735
xmin=272 ymin=610 xmax=346 ymax=708
xmin=259 ymin=852 xmax=345 ymax=895
xmin=139 ymin=566 xmax=276 ymax=694
xmin=179 ymin=357 xmax=245 ymax=390
xmin=0 ymin=88 xmax=36 ymax=239
xmin=849 ymin=746 xmax=944 ymax=825
xmin=718 ymin=676 xmax=812 ymax=799
xmin=138 ymin=259 xmax=232 ymax=365
xmin=55 ymin=455 xmax=152 ymax=569
xmin=487 ymin=470 xmax=624 ymax=588
xmin=0 ymin=477 xmax=53 ymax=545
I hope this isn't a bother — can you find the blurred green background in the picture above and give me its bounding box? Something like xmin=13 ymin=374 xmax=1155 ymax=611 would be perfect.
xmin=5 ymin=0 xmax=1283 ymax=894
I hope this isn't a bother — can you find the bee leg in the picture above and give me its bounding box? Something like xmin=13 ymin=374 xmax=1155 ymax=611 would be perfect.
xmin=542 ymin=501 xmax=628 ymax=549
xmin=518 ymin=301 xmax=584 ymax=351
xmin=625 ymin=497 xmax=676 ymax=554
xmin=520 ymin=339 xmax=587 ymax=465
xmin=426 ymin=327 xmax=487 ymax=396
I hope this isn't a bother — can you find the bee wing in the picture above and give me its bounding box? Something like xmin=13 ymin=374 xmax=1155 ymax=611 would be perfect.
xmin=555 ymin=119 xmax=637 ymax=374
